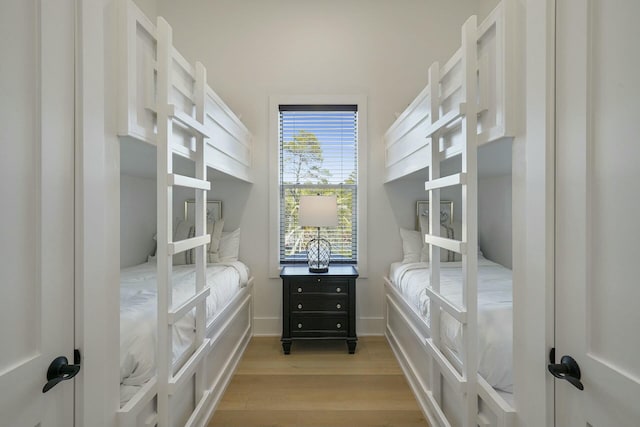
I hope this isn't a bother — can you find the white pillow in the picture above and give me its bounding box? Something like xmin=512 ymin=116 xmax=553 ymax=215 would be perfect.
xmin=399 ymin=228 xmax=423 ymax=264
xmin=218 ymin=228 xmax=240 ymax=262
xmin=173 ymin=218 xmax=224 ymax=265
xmin=207 ymin=219 xmax=225 ymax=263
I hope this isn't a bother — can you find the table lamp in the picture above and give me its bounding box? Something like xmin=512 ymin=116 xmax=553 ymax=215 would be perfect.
xmin=298 ymin=195 xmax=338 ymax=272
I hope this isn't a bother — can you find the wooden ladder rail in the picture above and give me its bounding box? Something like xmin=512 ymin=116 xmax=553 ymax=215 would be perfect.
xmin=423 ymin=15 xmax=479 ymax=427
xmin=156 ymin=16 xmax=212 ymax=427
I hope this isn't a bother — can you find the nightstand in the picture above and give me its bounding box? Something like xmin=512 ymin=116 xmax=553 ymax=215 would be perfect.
xmin=280 ymin=265 xmax=359 ymax=354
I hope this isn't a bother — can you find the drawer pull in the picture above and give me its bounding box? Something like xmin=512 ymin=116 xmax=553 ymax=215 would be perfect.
xmin=336 ymin=287 xmax=341 ymax=293
xmin=336 ymin=303 xmax=342 ymax=309
xmin=336 ymin=323 xmax=342 ymax=329
xmin=297 ymin=287 xmax=302 ymax=293
xmin=297 ymin=323 xmax=303 ymax=329
xmin=297 ymin=303 xmax=303 ymax=309
xmin=317 ymin=278 xmax=321 ymax=282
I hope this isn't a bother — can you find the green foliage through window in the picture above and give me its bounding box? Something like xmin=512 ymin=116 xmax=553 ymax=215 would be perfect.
xmin=279 ymin=105 xmax=358 ymax=263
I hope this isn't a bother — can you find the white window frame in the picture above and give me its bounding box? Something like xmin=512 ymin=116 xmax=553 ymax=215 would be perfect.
xmin=269 ymin=94 xmax=368 ymax=278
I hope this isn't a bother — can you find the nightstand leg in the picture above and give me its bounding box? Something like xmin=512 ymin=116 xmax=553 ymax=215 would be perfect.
xmin=347 ymin=339 xmax=357 ymax=354
xmin=282 ymin=340 xmax=292 ymax=355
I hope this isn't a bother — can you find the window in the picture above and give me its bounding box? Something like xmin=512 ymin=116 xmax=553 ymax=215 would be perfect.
xmin=278 ymin=105 xmax=358 ymax=264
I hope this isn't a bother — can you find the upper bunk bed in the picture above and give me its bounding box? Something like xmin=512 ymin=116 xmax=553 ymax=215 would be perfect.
xmin=383 ymin=1 xmax=517 ymax=183
xmin=118 ymin=0 xmax=253 ymax=183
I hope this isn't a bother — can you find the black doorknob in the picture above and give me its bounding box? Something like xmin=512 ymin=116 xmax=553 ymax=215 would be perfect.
xmin=42 ymin=356 xmax=81 ymax=393
xmin=548 ymin=355 xmax=584 ymax=390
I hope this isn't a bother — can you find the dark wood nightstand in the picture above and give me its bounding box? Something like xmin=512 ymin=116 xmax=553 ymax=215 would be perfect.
xmin=280 ymin=265 xmax=359 ymax=354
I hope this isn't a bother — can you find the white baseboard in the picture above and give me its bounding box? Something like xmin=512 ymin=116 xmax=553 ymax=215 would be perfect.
xmin=252 ymin=317 xmax=281 ymax=336
xmin=252 ymin=316 xmax=385 ymax=336
xmin=357 ymin=317 xmax=385 ymax=335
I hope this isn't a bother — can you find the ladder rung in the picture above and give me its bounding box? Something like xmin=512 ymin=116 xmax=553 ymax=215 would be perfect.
xmin=425 ymin=338 xmax=467 ymax=393
xmin=424 ymin=390 xmax=454 ymax=427
xmin=168 ymin=287 xmax=211 ymax=325
xmin=116 ymin=377 xmax=157 ymax=415
xmin=425 ymin=103 xmax=466 ymax=138
xmin=183 ymin=389 xmax=213 ymax=427
xmin=425 ymin=173 xmax=467 ymax=191
xmin=169 ymin=173 xmax=211 ymax=190
xmin=168 ymin=338 xmax=211 ymax=395
xmin=168 ymin=104 xmax=210 ymax=138
xmin=169 ymin=235 xmax=210 ymax=255
xmin=424 ymin=287 xmax=467 ymax=324
xmin=144 ymin=413 xmax=158 ymax=427
xmin=477 ymin=413 xmax=491 ymax=427
xmin=424 ymin=234 xmax=466 ymax=254
xmin=477 ymin=374 xmax=517 ymax=420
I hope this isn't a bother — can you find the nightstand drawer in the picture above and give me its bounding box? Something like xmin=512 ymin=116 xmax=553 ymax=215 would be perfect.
xmin=290 ymin=279 xmax=349 ymax=295
xmin=291 ymin=315 xmax=348 ymax=336
xmin=291 ymin=295 xmax=348 ymax=312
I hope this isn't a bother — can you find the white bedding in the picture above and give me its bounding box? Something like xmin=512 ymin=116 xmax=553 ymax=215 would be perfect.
xmin=389 ymin=258 xmax=513 ymax=393
xmin=119 ymin=260 xmax=250 ymax=404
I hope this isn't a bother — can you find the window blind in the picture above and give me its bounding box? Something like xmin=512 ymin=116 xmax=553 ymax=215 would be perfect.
xmin=279 ymin=105 xmax=358 ymax=264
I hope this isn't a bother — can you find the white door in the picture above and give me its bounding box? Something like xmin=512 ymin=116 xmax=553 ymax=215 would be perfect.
xmin=0 ymin=1 xmax=76 ymax=426
xmin=555 ymin=0 xmax=640 ymax=426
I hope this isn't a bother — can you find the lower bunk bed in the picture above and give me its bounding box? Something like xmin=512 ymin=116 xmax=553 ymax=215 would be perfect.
xmin=384 ymin=240 xmax=515 ymax=427
xmin=117 ymin=258 xmax=253 ymax=427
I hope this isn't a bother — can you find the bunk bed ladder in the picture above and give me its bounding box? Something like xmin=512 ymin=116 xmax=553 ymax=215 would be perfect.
xmin=423 ymin=15 xmax=479 ymax=427
xmin=156 ymin=17 xmax=212 ymax=427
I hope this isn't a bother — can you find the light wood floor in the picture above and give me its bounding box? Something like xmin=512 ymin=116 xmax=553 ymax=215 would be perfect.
xmin=207 ymin=336 xmax=429 ymax=427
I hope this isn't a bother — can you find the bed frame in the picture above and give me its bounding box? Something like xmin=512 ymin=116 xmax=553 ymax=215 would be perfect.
xmin=118 ymin=0 xmax=252 ymax=183
xmin=384 ymin=2 xmax=517 ymax=185
xmin=116 ymin=2 xmax=254 ymax=426
xmin=383 ymin=2 xmax=517 ymax=427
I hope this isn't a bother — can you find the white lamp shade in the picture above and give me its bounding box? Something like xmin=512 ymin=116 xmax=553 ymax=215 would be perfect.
xmin=298 ymin=195 xmax=338 ymax=227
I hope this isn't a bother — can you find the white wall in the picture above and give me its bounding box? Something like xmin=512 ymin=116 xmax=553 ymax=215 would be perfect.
xmin=155 ymin=0 xmax=479 ymax=335
xmin=120 ymin=174 xmax=157 ymax=267
xmin=479 ymin=174 xmax=512 ymax=268
xmin=478 ymin=0 xmax=501 ymax=21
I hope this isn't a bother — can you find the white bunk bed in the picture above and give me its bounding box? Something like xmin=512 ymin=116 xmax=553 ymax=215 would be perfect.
xmin=116 ymin=2 xmax=254 ymax=426
xmin=383 ymin=2 xmax=517 ymax=427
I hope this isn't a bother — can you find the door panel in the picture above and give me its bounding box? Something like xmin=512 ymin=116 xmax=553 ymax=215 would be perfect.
xmin=555 ymin=0 xmax=640 ymax=425
xmin=0 ymin=0 xmax=75 ymax=425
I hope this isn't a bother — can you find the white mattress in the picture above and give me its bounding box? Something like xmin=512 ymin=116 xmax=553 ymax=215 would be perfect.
xmin=388 ymin=258 xmax=513 ymax=393
xmin=119 ymin=260 xmax=250 ymax=404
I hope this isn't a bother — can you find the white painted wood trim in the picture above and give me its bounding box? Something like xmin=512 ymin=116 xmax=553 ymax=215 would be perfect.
xmin=425 ymin=338 xmax=468 ymax=393
xmin=477 ymin=376 xmax=516 ymax=427
xmin=424 ymin=235 xmax=467 ymax=254
xmin=183 ymin=389 xmax=212 ymax=427
xmin=424 ymin=173 xmax=467 ymax=191
xmin=116 ymin=377 xmax=157 ymax=416
xmin=155 ymin=15 xmax=174 ymax=427
xmin=268 ymin=94 xmax=368 ymax=278
xmin=384 ymin=277 xmax=516 ymax=427
xmin=117 ymin=0 xmax=253 ymax=183
xmin=424 ymin=287 xmax=467 ymax=324
xmin=168 ymin=339 xmax=211 ymax=394
xmin=383 ymin=0 xmax=518 ymax=184
xmin=169 ymin=235 xmax=210 ymax=255
xmin=168 ymin=105 xmax=211 ymax=138
xmin=168 ymin=287 xmax=211 ymax=325
xmin=169 ymin=173 xmax=211 ymax=190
